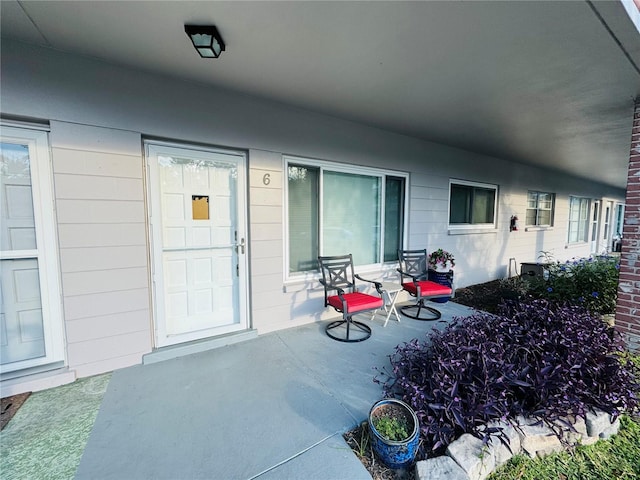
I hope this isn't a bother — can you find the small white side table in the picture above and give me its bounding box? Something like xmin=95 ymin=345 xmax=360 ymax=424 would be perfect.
xmin=372 ymin=281 xmax=403 ymax=327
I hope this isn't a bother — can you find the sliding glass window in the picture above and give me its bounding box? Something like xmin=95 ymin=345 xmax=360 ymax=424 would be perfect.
xmin=286 ymin=158 xmax=407 ymax=276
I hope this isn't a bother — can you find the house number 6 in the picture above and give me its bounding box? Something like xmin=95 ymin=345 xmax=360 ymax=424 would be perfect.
xmin=263 ymin=173 xmax=271 ymax=185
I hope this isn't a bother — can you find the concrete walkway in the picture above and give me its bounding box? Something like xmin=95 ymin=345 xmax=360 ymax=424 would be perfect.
xmin=9 ymin=301 xmax=474 ymax=480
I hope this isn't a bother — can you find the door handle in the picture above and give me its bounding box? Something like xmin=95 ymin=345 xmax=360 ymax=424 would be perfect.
xmin=236 ymin=238 xmax=245 ymax=254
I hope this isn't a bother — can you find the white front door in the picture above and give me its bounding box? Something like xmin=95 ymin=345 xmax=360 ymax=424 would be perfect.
xmin=601 ymin=200 xmax=613 ymax=253
xmin=146 ymin=142 xmax=248 ymax=347
xmin=0 ymin=126 xmax=64 ymax=374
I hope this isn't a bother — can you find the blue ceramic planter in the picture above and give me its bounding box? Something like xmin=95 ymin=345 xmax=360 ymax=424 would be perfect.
xmin=428 ymin=270 xmax=453 ymax=303
xmin=368 ymin=399 xmax=419 ymax=469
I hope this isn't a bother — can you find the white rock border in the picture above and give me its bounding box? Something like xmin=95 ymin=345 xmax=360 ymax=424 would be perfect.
xmin=415 ymin=409 xmax=621 ymax=480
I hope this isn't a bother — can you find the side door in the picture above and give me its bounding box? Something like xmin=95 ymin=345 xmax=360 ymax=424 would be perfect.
xmin=146 ymin=142 xmax=249 ymax=347
xmin=0 ymin=126 xmax=64 ymax=375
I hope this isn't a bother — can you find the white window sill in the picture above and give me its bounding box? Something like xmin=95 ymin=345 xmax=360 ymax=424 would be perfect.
xmin=448 ymin=228 xmax=498 ymax=235
xmin=564 ymin=241 xmax=589 ymax=249
xmin=525 ymin=226 xmax=554 ymax=232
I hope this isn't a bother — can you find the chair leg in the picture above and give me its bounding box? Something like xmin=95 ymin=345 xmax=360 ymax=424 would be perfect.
xmin=399 ymin=299 xmax=442 ymax=321
xmin=325 ymin=316 xmax=372 ymax=342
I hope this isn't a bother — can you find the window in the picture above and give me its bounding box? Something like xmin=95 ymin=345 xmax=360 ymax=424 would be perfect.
xmin=615 ymin=204 xmax=625 ymax=236
xmin=568 ymin=196 xmax=589 ymax=243
xmin=449 ymin=180 xmax=497 ymax=228
xmin=526 ymin=191 xmax=555 ymax=226
xmin=286 ymin=158 xmax=406 ymax=275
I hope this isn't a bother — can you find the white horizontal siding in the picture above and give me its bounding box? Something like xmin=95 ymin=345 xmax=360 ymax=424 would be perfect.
xmin=64 ymin=288 xmax=150 ymax=321
xmin=50 ymin=122 xmax=142 ymax=157
xmin=73 ymin=353 xmax=147 ymax=379
xmin=54 ymin=174 xmax=143 ymax=201
xmin=65 ymin=310 xmax=149 ymax=343
xmin=252 ymin=239 xmax=283 ymax=259
xmin=251 ymin=273 xmax=283 ymax=294
xmin=251 ymin=223 xmax=283 ymax=241
xmin=51 ymin=122 xmax=151 ymax=375
xmin=57 ymin=223 xmax=146 ymax=248
xmin=56 ymin=199 xmax=145 ymax=224
xmin=52 ymin=148 xmax=143 ymax=178
xmin=59 ymin=246 xmax=147 ymax=273
xmin=62 ymin=267 xmax=148 ymax=296
xmin=67 ymin=332 xmax=150 ymax=376
xmin=248 ymin=150 xmax=286 ymax=332
xmin=251 ymin=187 xmax=282 ymax=206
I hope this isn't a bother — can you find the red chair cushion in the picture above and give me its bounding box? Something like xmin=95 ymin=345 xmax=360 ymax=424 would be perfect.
xmin=327 ymin=292 xmax=383 ymax=314
xmin=402 ymin=280 xmax=452 ymax=297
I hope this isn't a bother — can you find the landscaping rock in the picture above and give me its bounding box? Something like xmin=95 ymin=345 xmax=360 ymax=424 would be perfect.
xmin=486 ymin=420 xmax=521 ymax=466
xmin=586 ymin=409 xmax=613 ymax=437
xmin=415 ymin=456 xmax=469 ymax=480
xmin=580 ymin=436 xmax=600 ymax=446
xmin=414 ymin=412 xmax=623 ymax=480
xmin=517 ymin=422 xmax=562 ymax=458
xmin=446 ymin=433 xmax=495 ymax=480
xmin=554 ymin=415 xmax=588 ymax=445
xmin=599 ymin=417 xmax=621 ymax=439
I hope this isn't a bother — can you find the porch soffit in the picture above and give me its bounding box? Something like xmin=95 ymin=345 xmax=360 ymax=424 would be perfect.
xmin=1 ymin=0 xmax=639 ymax=189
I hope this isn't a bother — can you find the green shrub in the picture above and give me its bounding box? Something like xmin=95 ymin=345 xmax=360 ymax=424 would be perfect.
xmin=527 ymin=255 xmax=620 ymax=315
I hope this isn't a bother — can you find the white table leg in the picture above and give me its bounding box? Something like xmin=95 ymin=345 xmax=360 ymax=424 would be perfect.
xmin=383 ymin=290 xmax=401 ymax=327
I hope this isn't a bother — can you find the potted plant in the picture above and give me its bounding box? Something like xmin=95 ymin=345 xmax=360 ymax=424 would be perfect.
xmin=428 ymin=249 xmax=454 ymax=303
xmin=428 ymin=248 xmax=455 ymax=272
xmin=368 ymin=398 xmax=419 ymax=469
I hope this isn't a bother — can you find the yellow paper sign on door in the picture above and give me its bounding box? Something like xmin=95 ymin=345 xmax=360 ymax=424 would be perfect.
xmin=192 ymin=195 xmax=209 ymax=220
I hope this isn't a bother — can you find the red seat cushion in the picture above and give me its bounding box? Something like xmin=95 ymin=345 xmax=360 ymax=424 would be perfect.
xmin=327 ymin=292 xmax=383 ymax=314
xmin=402 ymin=280 xmax=452 ymax=297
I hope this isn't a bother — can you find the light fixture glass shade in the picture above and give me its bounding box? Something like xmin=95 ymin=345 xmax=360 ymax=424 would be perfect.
xmin=185 ymin=25 xmax=225 ymax=58
xmin=191 ymin=33 xmax=212 ymax=47
xmin=197 ymin=48 xmax=216 ymax=58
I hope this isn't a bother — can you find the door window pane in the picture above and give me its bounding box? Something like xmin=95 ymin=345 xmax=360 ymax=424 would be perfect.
xmin=1 ymin=143 xmax=36 ymax=250
xmin=0 ymin=258 xmax=45 ymax=364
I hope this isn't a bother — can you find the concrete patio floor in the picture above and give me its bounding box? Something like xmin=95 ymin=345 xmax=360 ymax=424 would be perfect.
xmin=3 ymin=300 xmax=474 ymax=480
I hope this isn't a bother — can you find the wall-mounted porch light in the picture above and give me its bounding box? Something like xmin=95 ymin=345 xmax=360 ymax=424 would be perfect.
xmin=185 ymin=25 xmax=225 ymax=58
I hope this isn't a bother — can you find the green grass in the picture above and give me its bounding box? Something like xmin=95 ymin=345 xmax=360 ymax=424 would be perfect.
xmin=488 ymin=415 xmax=640 ymax=480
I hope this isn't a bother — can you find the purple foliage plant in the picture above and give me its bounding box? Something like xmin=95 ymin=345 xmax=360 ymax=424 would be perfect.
xmin=375 ymin=299 xmax=640 ymax=458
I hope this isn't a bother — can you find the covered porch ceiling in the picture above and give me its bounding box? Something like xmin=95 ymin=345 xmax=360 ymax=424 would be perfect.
xmin=1 ymin=0 xmax=639 ymax=189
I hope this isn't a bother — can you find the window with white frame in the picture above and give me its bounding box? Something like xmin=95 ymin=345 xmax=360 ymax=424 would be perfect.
xmin=526 ymin=191 xmax=555 ymax=226
xmin=568 ymin=196 xmax=590 ymax=243
xmin=286 ymin=158 xmax=407 ymax=275
xmin=449 ymin=180 xmax=498 ymax=228
xmin=615 ymin=204 xmax=625 ymax=237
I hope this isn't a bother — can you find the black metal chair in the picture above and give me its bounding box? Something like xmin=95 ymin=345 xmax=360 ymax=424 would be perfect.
xmin=318 ymin=254 xmax=384 ymax=342
xmin=397 ymin=249 xmax=453 ymax=320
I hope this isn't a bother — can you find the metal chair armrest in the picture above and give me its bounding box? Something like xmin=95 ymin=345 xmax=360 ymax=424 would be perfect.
xmin=354 ymin=274 xmax=383 ymax=296
xmin=396 ymin=268 xmax=427 ymax=283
